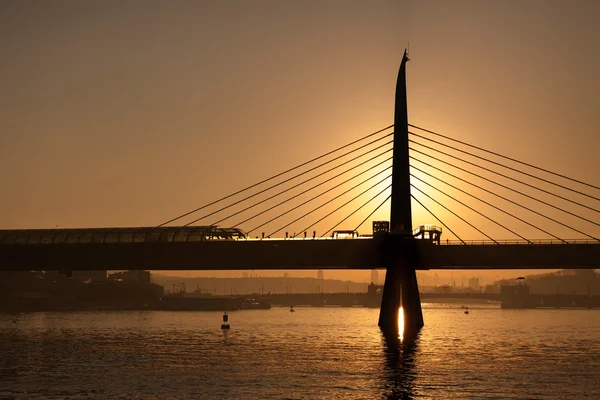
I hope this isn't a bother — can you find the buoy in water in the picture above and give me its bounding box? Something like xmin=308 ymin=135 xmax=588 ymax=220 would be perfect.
xmin=221 ymin=312 xmax=230 ymax=330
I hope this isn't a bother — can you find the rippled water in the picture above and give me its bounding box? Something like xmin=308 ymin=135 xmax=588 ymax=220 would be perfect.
xmin=1 ymin=305 xmax=599 ymax=399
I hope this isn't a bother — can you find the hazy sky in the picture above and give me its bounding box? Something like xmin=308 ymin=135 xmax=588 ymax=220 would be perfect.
xmin=1 ymin=1 xmax=599 ymax=281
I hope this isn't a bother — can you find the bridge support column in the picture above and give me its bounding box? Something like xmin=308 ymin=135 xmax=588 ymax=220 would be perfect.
xmin=379 ymin=49 xmax=423 ymax=335
xmin=378 ymin=260 xmax=423 ymax=335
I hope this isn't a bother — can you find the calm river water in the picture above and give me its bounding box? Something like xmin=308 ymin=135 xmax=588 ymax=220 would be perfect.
xmin=1 ymin=305 xmax=599 ymax=399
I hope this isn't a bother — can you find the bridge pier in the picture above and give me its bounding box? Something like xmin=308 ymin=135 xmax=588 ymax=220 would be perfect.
xmin=403 ymin=267 xmax=424 ymax=331
xmin=378 ymin=258 xmax=423 ymax=335
xmin=378 ymin=49 xmax=423 ymax=336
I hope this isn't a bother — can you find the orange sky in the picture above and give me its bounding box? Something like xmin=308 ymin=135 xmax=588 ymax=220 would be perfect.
xmin=1 ymin=1 xmax=599 ymax=282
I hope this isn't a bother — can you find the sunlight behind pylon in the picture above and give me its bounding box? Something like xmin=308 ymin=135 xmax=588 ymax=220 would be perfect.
xmin=398 ymin=306 xmax=404 ymax=342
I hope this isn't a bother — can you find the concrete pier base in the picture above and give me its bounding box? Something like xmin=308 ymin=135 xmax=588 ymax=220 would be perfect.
xmin=378 ymin=261 xmax=423 ymax=335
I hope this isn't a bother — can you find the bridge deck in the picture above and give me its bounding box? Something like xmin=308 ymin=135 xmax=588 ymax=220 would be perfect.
xmin=1 ymin=229 xmax=599 ymax=270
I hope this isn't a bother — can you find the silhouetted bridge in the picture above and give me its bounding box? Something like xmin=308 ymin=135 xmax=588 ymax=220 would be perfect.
xmin=1 ymin=230 xmax=599 ymax=271
xmin=2 ymin=51 xmax=599 ymax=333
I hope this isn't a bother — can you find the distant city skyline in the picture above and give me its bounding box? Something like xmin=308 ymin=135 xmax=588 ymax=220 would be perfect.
xmin=155 ymin=268 xmax=524 ymax=288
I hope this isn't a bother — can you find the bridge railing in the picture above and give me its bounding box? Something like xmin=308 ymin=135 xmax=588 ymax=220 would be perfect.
xmin=3 ymin=228 xmax=599 ymax=246
xmin=0 ymin=227 xmax=377 ymax=245
xmin=441 ymin=239 xmax=600 ymax=245
xmin=0 ymin=226 xmax=247 ymax=245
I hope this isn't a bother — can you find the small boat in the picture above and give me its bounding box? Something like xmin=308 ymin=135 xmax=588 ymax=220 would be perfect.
xmin=290 ymin=306 xmax=295 ymax=312
xmin=464 ymin=306 xmax=469 ymax=315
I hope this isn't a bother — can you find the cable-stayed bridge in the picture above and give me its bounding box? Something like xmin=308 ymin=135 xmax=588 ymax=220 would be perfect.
xmin=1 ymin=51 xmax=599 ymax=332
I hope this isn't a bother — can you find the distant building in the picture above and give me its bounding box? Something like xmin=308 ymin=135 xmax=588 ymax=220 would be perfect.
xmin=484 ymin=284 xmax=500 ymax=294
xmin=370 ymin=269 xmax=379 ymax=285
xmin=317 ymin=270 xmax=324 ymax=280
xmin=500 ymin=284 xmax=532 ymax=308
xmin=72 ymin=270 xmax=107 ymax=282
xmin=469 ymin=277 xmax=480 ymax=291
xmin=242 ymin=272 xmax=249 ymax=278
xmin=109 ymin=270 xmax=151 ymax=285
xmin=433 ymin=285 xmax=453 ymax=294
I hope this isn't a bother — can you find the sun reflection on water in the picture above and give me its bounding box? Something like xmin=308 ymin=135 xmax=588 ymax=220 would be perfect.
xmin=398 ymin=307 xmax=404 ymax=342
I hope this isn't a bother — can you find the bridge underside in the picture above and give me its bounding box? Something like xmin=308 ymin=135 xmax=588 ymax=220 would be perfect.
xmin=1 ymin=238 xmax=599 ymax=271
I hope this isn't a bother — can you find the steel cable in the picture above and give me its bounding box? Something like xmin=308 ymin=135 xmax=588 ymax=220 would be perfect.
xmin=180 ymin=134 xmax=394 ymax=227
xmin=409 ymin=123 xmax=600 ymax=191
xmin=208 ymin=145 xmax=393 ymax=227
xmin=354 ymin=194 xmax=391 ymax=232
xmin=410 ymin=184 xmax=498 ymax=244
xmin=411 ymin=194 xmax=466 ymax=245
xmin=410 ymin=172 xmax=535 ymax=243
xmin=245 ymin=163 xmax=393 ymax=235
xmin=292 ymin=181 xmax=392 ymax=238
xmin=320 ymin=186 xmax=391 ymax=238
xmin=158 ymin=124 xmax=393 ymax=226
xmin=411 ymin=159 xmax=597 ymax=241
xmin=408 ymin=131 xmax=600 ymax=203
xmin=266 ymin=173 xmax=392 ymax=237
xmin=409 ymin=141 xmax=600 ymax=217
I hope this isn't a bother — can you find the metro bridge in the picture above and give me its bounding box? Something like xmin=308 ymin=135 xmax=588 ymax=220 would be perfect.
xmin=1 ymin=226 xmax=599 ymax=271
xmin=2 ymin=50 xmax=600 ymax=334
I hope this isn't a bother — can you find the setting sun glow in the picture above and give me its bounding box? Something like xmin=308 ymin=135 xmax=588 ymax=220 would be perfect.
xmin=398 ymin=307 xmax=405 ymax=341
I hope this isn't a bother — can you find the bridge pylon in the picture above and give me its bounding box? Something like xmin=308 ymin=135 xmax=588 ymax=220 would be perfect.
xmin=378 ymin=50 xmax=424 ymax=335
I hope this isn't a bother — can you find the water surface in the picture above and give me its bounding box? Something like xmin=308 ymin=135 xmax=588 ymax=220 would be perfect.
xmin=1 ymin=305 xmax=599 ymax=399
